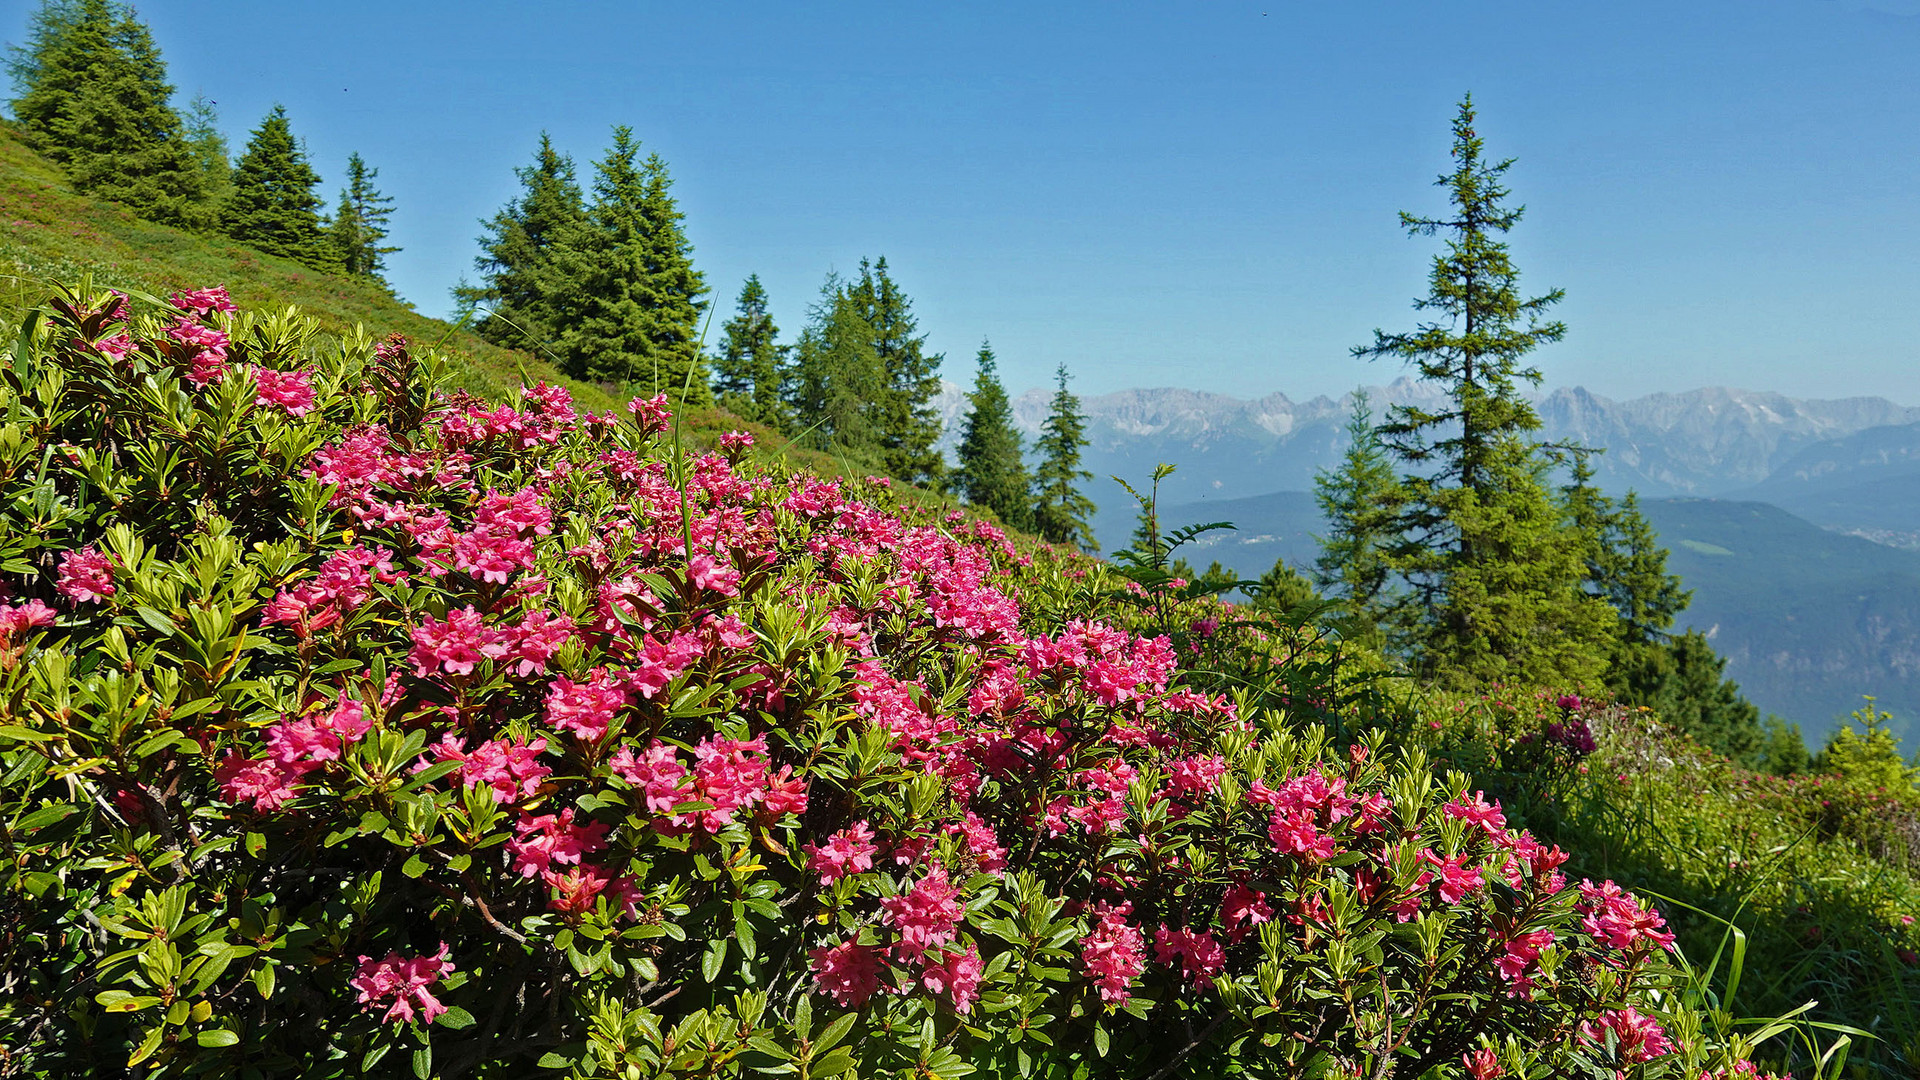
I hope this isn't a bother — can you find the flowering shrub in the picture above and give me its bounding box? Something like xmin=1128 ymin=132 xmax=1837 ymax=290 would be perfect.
xmin=0 ymin=284 xmax=1774 ymax=1078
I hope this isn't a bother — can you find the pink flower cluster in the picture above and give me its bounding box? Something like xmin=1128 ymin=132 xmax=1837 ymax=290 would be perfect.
xmin=252 ymin=366 xmax=317 ymax=416
xmin=55 ymin=546 xmax=115 ymax=605
xmin=349 ymin=944 xmax=454 ymax=1024
xmin=1577 ymin=1007 xmax=1673 ymax=1065
xmin=1577 ymin=880 xmax=1677 ymax=957
xmin=1081 ymin=901 xmax=1148 ymax=1003
xmin=610 ymin=735 xmax=806 ymax=833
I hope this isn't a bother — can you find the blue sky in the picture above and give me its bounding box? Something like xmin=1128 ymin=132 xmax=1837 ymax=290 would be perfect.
xmin=14 ymin=1 xmax=1920 ymax=401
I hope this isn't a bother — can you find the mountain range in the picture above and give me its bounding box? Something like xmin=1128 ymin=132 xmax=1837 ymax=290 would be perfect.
xmin=936 ymin=380 xmax=1920 ymax=743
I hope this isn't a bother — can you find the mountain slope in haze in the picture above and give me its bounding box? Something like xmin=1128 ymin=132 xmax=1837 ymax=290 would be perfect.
xmin=1737 ymin=421 xmax=1920 ymax=547
xmin=1132 ymin=489 xmax=1920 ymax=744
xmin=936 ymin=380 xmax=1920 ymax=511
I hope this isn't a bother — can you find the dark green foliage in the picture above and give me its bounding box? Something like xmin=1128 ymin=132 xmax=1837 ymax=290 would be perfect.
xmin=785 ymin=272 xmax=885 ymax=457
xmin=459 ymin=132 xmax=586 ymax=352
xmin=555 ymin=128 xmax=709 ymax=399
xmin=954 ymin=341 xmax=1032 ymax=529
xmin=1759 ymin=716 xmax=1810 ymax=776
xmin=219 ymin=105 xmax=334 ymax=271
xmin=1031 ymin=365 xmax=1097 ymax=551
xmin=711 ymin=274 xmax=787 ymax=428
xmin=1354 ymin=96 xmax=1614 ymax=687
xmin=1251 ymin=555 xmax=1320 ymax=614
xmin=846 ymin=258 xmax=943 ymax=486
xmin=8 ymin=0 xmax=207 ymax=226
xmin=326 ymin=152 xmax=398 ymax=283
xmin=1644 ymin=630 xmax=1765 ymax=764
xmin=1313 ymin=391 xmax=1401 ymax=644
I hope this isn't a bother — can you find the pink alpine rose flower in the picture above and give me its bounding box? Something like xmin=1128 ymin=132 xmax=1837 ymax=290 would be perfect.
xmin=56 ymin=546 xmax=115 ymax=604
xmin=349 ymin=944 xmax=454 ymax=1024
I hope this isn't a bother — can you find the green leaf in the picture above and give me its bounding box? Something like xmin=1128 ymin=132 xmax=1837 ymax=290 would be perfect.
xmin=1093 ymin=1023 xmax=1110 ymax=1057
xmin=245 ymin=831 xmax=266 ymax=858
xmin=701 ymin=937 xmax=727 ymax=983
xmin=0 ymin=724 xmax=53 ymax=743
xmin=128 ymin=1024 xmax=165 ymax=1066
xmin=253 ymin=963 xmax=275 ymax=999
xmin=436 ymin=1006 xmax=476 ymax=1030
xmin=536 ymin=1052 xmax=574 ymax=1069
xmin=402 ymin=852 xmax=428 ymax=878
xmin=412 ymin=1044 xmax=431 ymax=1079
xmin=16 ymin=802 xmax=79 ymax=831
xmin=811 ymin=1047 xmax=855 ymax=1077
xmin=814 ymin=1011 xmax=857 ymax=1053
xmin=196 ymin=1028 xmax=240 ymax=1047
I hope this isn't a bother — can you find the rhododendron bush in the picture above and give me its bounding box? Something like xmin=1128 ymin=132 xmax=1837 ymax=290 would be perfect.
xmin=0 ymin=285 xmax=1778 ymax=1079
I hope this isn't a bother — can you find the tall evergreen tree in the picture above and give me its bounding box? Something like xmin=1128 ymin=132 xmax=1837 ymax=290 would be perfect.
xmin=712 ymin=275 xmax=787 ymax=428
xmin=180 ymin=92 xmax=229 ymax=205
xmin=954 ymin=342 xmax=1033 ymax=529
xmin=1252 ymin=556 xmax=1321 ymax=615
xmin=1031 ymin=365 xmax=1097 ymax=552
xmin=785 ymin=272 xmax=885 ymax=457
xmin=556 ymin=129 xmax=708 ymax=399
xmin=326 ymin=152 xmax=399 ymax=282
xmin=1313 ymin=391 xmax=1402 ymax=645
xmin=9 ymin=0 xmax=207 ymax=226
xmin=847 ymin=258 xmax=944 ymax=486
xmin=1651 ymin=631 xmax=1765 ymax=764
xmin=220 ymin=105 xmax=334 ymax=270
xmin=1354 ymin=96 xmax=1614 ymax=686
xmin=459 ymin=133 xmax=586 ymax=351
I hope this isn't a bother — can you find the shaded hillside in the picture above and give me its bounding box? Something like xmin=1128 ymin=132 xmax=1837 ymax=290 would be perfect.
xmin=1647 ymin=497 xmax=1920 ymax=740
xmin=1738 ymin=421 xmax=1920 ymax=547
xmin=0 ymin=118 xmax=611 ymax=408
xmin=1137 ymin=488 xmax=1920 ymax=743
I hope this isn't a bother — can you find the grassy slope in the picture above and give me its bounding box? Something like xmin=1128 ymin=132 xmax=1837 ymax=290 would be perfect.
xmin=0 ymin=120 xmax=963 ymax=511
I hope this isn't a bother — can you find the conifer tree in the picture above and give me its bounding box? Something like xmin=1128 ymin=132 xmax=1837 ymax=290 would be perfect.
xmin=556 ymin=129 xmax=709 ymax=400
xmin=712 ymin=275 xmax=787 ymax=428
xmin=1354 ymin=96 xmax=1615 ymax=686
xmin=9 ymin=0 xmax=207 ymax=226
xmin=460 ymin=133 xmax=585 ymax=351
xmin=1313 ymin=391 xmax=1402 ymax=643
xmin=220 ymin=105 xmax=334 ymax=270
xmin=1031 ymin=365 xmax=1097 ymax=552
xmin=1647 ymin=632 xmax=1764 ymax=764
xmin=785 ymin=273 xmax=884 ymax=457
xmin=327 ymin=152 xmax=399 ymax=282
xmin=180 ymin=92 xmax=229 ymax=206
xmin=847 ymin=258 xmax=944 ymax=486
xmin=1252 ymin=556 xmax=1320 ymax=614
xmin=954 ymin=342 xmax=1033 ymax=530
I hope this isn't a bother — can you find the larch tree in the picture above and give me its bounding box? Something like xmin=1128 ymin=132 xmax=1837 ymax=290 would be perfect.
xmin=953 ymin=341 xmax=1033 ymax=530
xmin=1030 ymin=364 xmax=1097 ymax=552
xmin=460 ymin=133 xmax=586 ymax=352
xmin=9 ymin=0 xmax=207 ymax=226
xmin=712 ymin=275 xmax=787 ymax=429
xmin=1353 ymin=95 xmax=1614 ymax=686
xmin=847 ymin=258 xmax=944 ymax=486
xmin=556 ymin=129 xmax=709 ymax=400
xmin=220 ymin=105 xmax=334 ymax=271
xmin=326 ymin=152 xmax=399 ymax=283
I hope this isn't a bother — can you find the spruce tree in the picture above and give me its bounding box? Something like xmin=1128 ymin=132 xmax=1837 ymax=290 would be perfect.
xmin=1354 ymin=96 xmax=1614 ymax=686
xmin=954 ymin=342 xmax=1033 ymax=530
xmin=848 ymin=258 xmax=944 ymax=486
xmin=1312 ymin=390 xmax=1402 ymax=644
xmin=1647 ymin=632 xmax=1765 ymax=764
xmin=785 ymin=272 xmax=885 ymax=457
xmin=1252 ymin=556 xmax=1320 ymax=614
xmin=180 ymin=92 xmax=229 ymax=206
xmin=460 ymin=133 xmax=586 ymax=351
xmin=1031 ymin=364 xmax=1097 ymax=552
xmin=10 ymin=0 xmax=207 ymax=226
xmin=220 ymin=105 xmax=334 ymax=270
xmin=712 ymin=275 xmax=787 ymax=428
xmin=556 ymin=129 xmax=709 ymax=399
xmin=327 ymin=152 xmax=399 ymax=282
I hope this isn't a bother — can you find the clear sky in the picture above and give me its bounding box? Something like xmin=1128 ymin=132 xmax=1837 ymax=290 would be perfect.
xmin=14 ymin=0 xmax=1919 ymax=402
